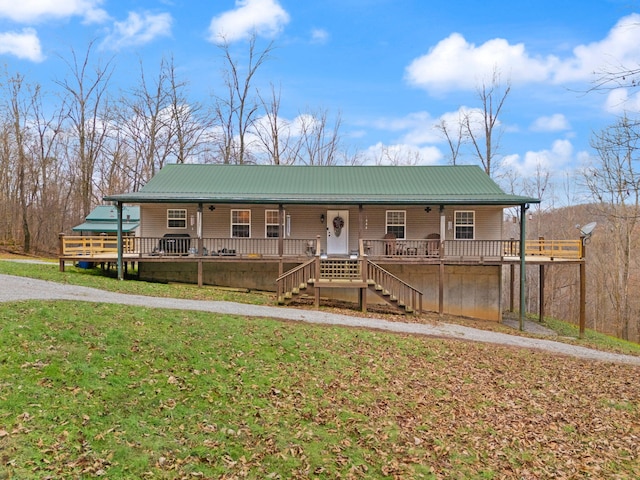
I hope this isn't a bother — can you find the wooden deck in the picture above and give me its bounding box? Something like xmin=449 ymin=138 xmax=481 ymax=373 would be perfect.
xmin=58 ymin=235 xmax=584 ymax=269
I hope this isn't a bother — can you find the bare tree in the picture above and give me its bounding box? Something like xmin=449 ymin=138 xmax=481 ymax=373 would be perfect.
xmin=56 ymin=41 xmax=114 ymax=217
xmin=254 ymin=84 xmax=294 ymax=165
xmin=435 ymin=116 xmax=465 ymax=165
xmin=293 ymin=108 xmax=343 ymax=165
xmin=463 ymin=69 xmax=511 ymax=177
xmin=214 ymin=35 xmax=274 ymax=164
xmin=583 ymin=115 xmax=640 ymax=340
xmin=0 ymin=71 xmax=68 ymax=254
xmin=3 ymin=73 xmax=34 ymax=252
xmin=117 ymin=57 xmax=174 ymax=190
xmin=372 ymin=144 xmax=424 ymax=166
xmin=166 ymin=58 xmax=214 ymax=164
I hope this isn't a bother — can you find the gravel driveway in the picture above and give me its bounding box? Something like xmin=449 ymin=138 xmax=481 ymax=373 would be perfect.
xmin=1 ymin=273 xmax=639 ymax=366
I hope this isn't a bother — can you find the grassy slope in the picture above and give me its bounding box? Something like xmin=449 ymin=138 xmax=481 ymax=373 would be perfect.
xmin=1 ymin=258 xmax=639 ymax=357
xmin=0 ymin=258 xmax=639 ymax=478
xmin=1 ymin=301 xmax=638 ymax=479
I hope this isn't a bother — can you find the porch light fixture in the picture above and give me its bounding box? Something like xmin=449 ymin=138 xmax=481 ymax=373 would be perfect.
xmin=320 ymin=214 xmax=325 ymax=224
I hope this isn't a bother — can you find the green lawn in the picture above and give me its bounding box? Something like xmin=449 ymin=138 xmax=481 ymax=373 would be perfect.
xmin=0 ymin=259 xmax=639 ymax=478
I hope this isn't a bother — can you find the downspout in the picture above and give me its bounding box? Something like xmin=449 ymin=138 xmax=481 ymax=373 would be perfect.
xmin=117 ymin=201 xmax=123 ymax=281
xmin=278 ymin=204 xmax=284 ymax=276
xmin=519 ymin=203 xmax=528 ymax=331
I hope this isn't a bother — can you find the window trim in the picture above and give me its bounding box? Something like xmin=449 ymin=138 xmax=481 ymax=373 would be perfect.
xmin=231 ymin=209 xmax=251 ymax=238
xmin=385 ymin=210 xmax=406 ymax=240
xmin=454 ymin=210 xmax=475 ymax=240
xmin=167 ymin=209 xmax=187 ymax=229
xmin=265 ymin=209 xmax=280 ymax=238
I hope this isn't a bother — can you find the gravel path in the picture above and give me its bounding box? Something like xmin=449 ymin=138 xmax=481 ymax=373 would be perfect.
xmin=1 ymin=273 xmax=639 ymax=366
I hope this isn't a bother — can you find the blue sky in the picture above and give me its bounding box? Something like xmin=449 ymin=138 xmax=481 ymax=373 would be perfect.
xmin=1 ymin=0 xmax=639 ymax=187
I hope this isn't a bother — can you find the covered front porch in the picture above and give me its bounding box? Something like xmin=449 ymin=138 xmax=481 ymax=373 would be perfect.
xmin=59 ymin=234 xmax=583 ymax=264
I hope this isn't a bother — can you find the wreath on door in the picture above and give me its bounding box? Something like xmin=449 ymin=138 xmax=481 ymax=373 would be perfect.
xmin=333 ymin=216 xmax=345 ymax=237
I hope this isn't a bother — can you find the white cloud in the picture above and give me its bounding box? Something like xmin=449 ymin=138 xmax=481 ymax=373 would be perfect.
xmin=0 ymin=28 xmax=44 ymax=61
xmin=554 ymin=14 xmax=640 ymax=84
xmin=101 ymin=11 xmax=172 ymax=50
xmin=530 ymin=114 xmax=570 ymax=132
xmin=405 ymin=32 xmax=556 ymax=93
xmin=502 ymin=139 xmax=575 ymax=177
xmin=0 ymin=0 xmax=108 ymax=24
xmin=310 ymin=28 xmax=329 ymax=44
xmin=362 ymin=142 xmax=442 ymax=166
xmin=208 ymin=0 xmax=290 ymax=43
xmin=367 ymin=107 xmax=489 ymax=148
xmin=604 ymin=88 xmax=640 ymax=114
xmin=405 ymin=13 xmax=640 ymax=94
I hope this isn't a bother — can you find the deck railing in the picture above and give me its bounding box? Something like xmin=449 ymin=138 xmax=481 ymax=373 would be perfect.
xmin=276 ymin=258 xmax=316 ymax=303
xmin=367 ymin=260 xmax=422 ymax=313
xmin=60 ymin=235 xmax=319 ymax=258
xmin=60 ymin=235 xmax=583 ymax=261
xmin=60 ymin=235 xmax=136 ymax=256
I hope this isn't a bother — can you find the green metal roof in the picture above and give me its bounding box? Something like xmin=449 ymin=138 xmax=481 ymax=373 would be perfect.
xmin=72 ymin=205 xmax=140 ymax=232
xmin=104 ymin=164 xmax=539 ymax=206
xmin=84 ymin=205 xmax=140 ymax=221
xmin=72 ymin=222 xmax=140 ymax=233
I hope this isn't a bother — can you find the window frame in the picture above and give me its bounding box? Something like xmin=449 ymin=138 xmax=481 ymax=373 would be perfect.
xmin=231 ymin=209 xmax=251 ymax=238
xmin=265 ymin=209 xmax=280 ymax=238
xmin=454 ymin=210 xmax=475 ymax=240
xmin=167 ymin=209 xmax=187 ymax=229
xmin=385 ymin=210 xmax=406 ymax=240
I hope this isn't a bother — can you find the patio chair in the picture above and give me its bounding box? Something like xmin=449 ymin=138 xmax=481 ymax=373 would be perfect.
xmin=384 ymin=232 xmax=397 ymax=255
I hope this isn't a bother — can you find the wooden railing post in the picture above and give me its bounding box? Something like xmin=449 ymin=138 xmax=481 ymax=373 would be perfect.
xmin=360 ymin=256 xmax=368 ymax=312
xmin=58 ymin=233 xmax=66 ymax=272
xmin=314 ymin=254 xmax=321 ymax=308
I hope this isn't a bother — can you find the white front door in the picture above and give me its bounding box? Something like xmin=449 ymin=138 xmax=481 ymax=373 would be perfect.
xmin=326 ymin=210 xmax=349 ymax=255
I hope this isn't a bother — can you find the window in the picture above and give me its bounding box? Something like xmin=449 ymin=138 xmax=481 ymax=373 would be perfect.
xmin=265 ymin=210 xmax=280 ymax=238
xmin=386 ymin=210 xmax=406 ymax=239
xmin=455 ymin=211 xmax=475 ymax=239
xmin=231 ymin=209 xmax=251 ymax=237
xmin=167 ymin=209 xmax=187 ymax=229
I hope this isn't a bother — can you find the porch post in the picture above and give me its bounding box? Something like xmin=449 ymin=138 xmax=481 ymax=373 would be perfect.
xmin=116 ymin=201 xmax=123 ymax=281
xmin=58 ymin=233 xmax=66 ymax=272
xmin=509 ymin=264 xmax=515 ymax=312
xmin=579 ymin=238 xmax=586 ymax=338
xmin=197 ymin=202 xmax=203 ymax=287
xmin=519 ymin=203 xmax=527 ymax=331
xmin=438 ymin=260 xmax=444 ymax=315
xmin=539 ymin=264 xmax=545 ymax=323
xmin=360 ymin=256 xmax=367 ymax=313
xmin=437 ymin=205 xmax=446 ymax=315
xmin=278 ymin=204 xmax=284 ymax=276
xmin=197 ymin=203 xmax=203 ymax=255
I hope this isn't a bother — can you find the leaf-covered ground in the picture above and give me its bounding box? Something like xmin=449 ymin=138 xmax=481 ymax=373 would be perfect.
xmin=1 ymin=301 xmax=639 ymax=479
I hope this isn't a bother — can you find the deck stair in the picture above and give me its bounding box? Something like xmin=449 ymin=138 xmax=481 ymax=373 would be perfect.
xmin=276 ymin=257 xmax=422 ymax=314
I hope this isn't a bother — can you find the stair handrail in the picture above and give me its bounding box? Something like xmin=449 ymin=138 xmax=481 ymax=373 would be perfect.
xmin=276 ymin=257 xmax=316 ymax=302
xmin=366 ymin=259 xmax=423 ymax=314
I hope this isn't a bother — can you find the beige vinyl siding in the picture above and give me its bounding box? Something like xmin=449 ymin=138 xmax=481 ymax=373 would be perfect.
xmin=140 ymin=204 xmax=199 ymax=237
xmin=139 ymin=204 xmax=503 ymax=244
xmin=450 ymin=206 xmax=503 ymax=240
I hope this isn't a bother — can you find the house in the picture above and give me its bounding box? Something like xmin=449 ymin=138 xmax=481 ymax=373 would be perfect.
xmin=72 ymin=205 xmax=140 ymax=235
xmin=60 ymin=164 xmax=585 ymax=322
